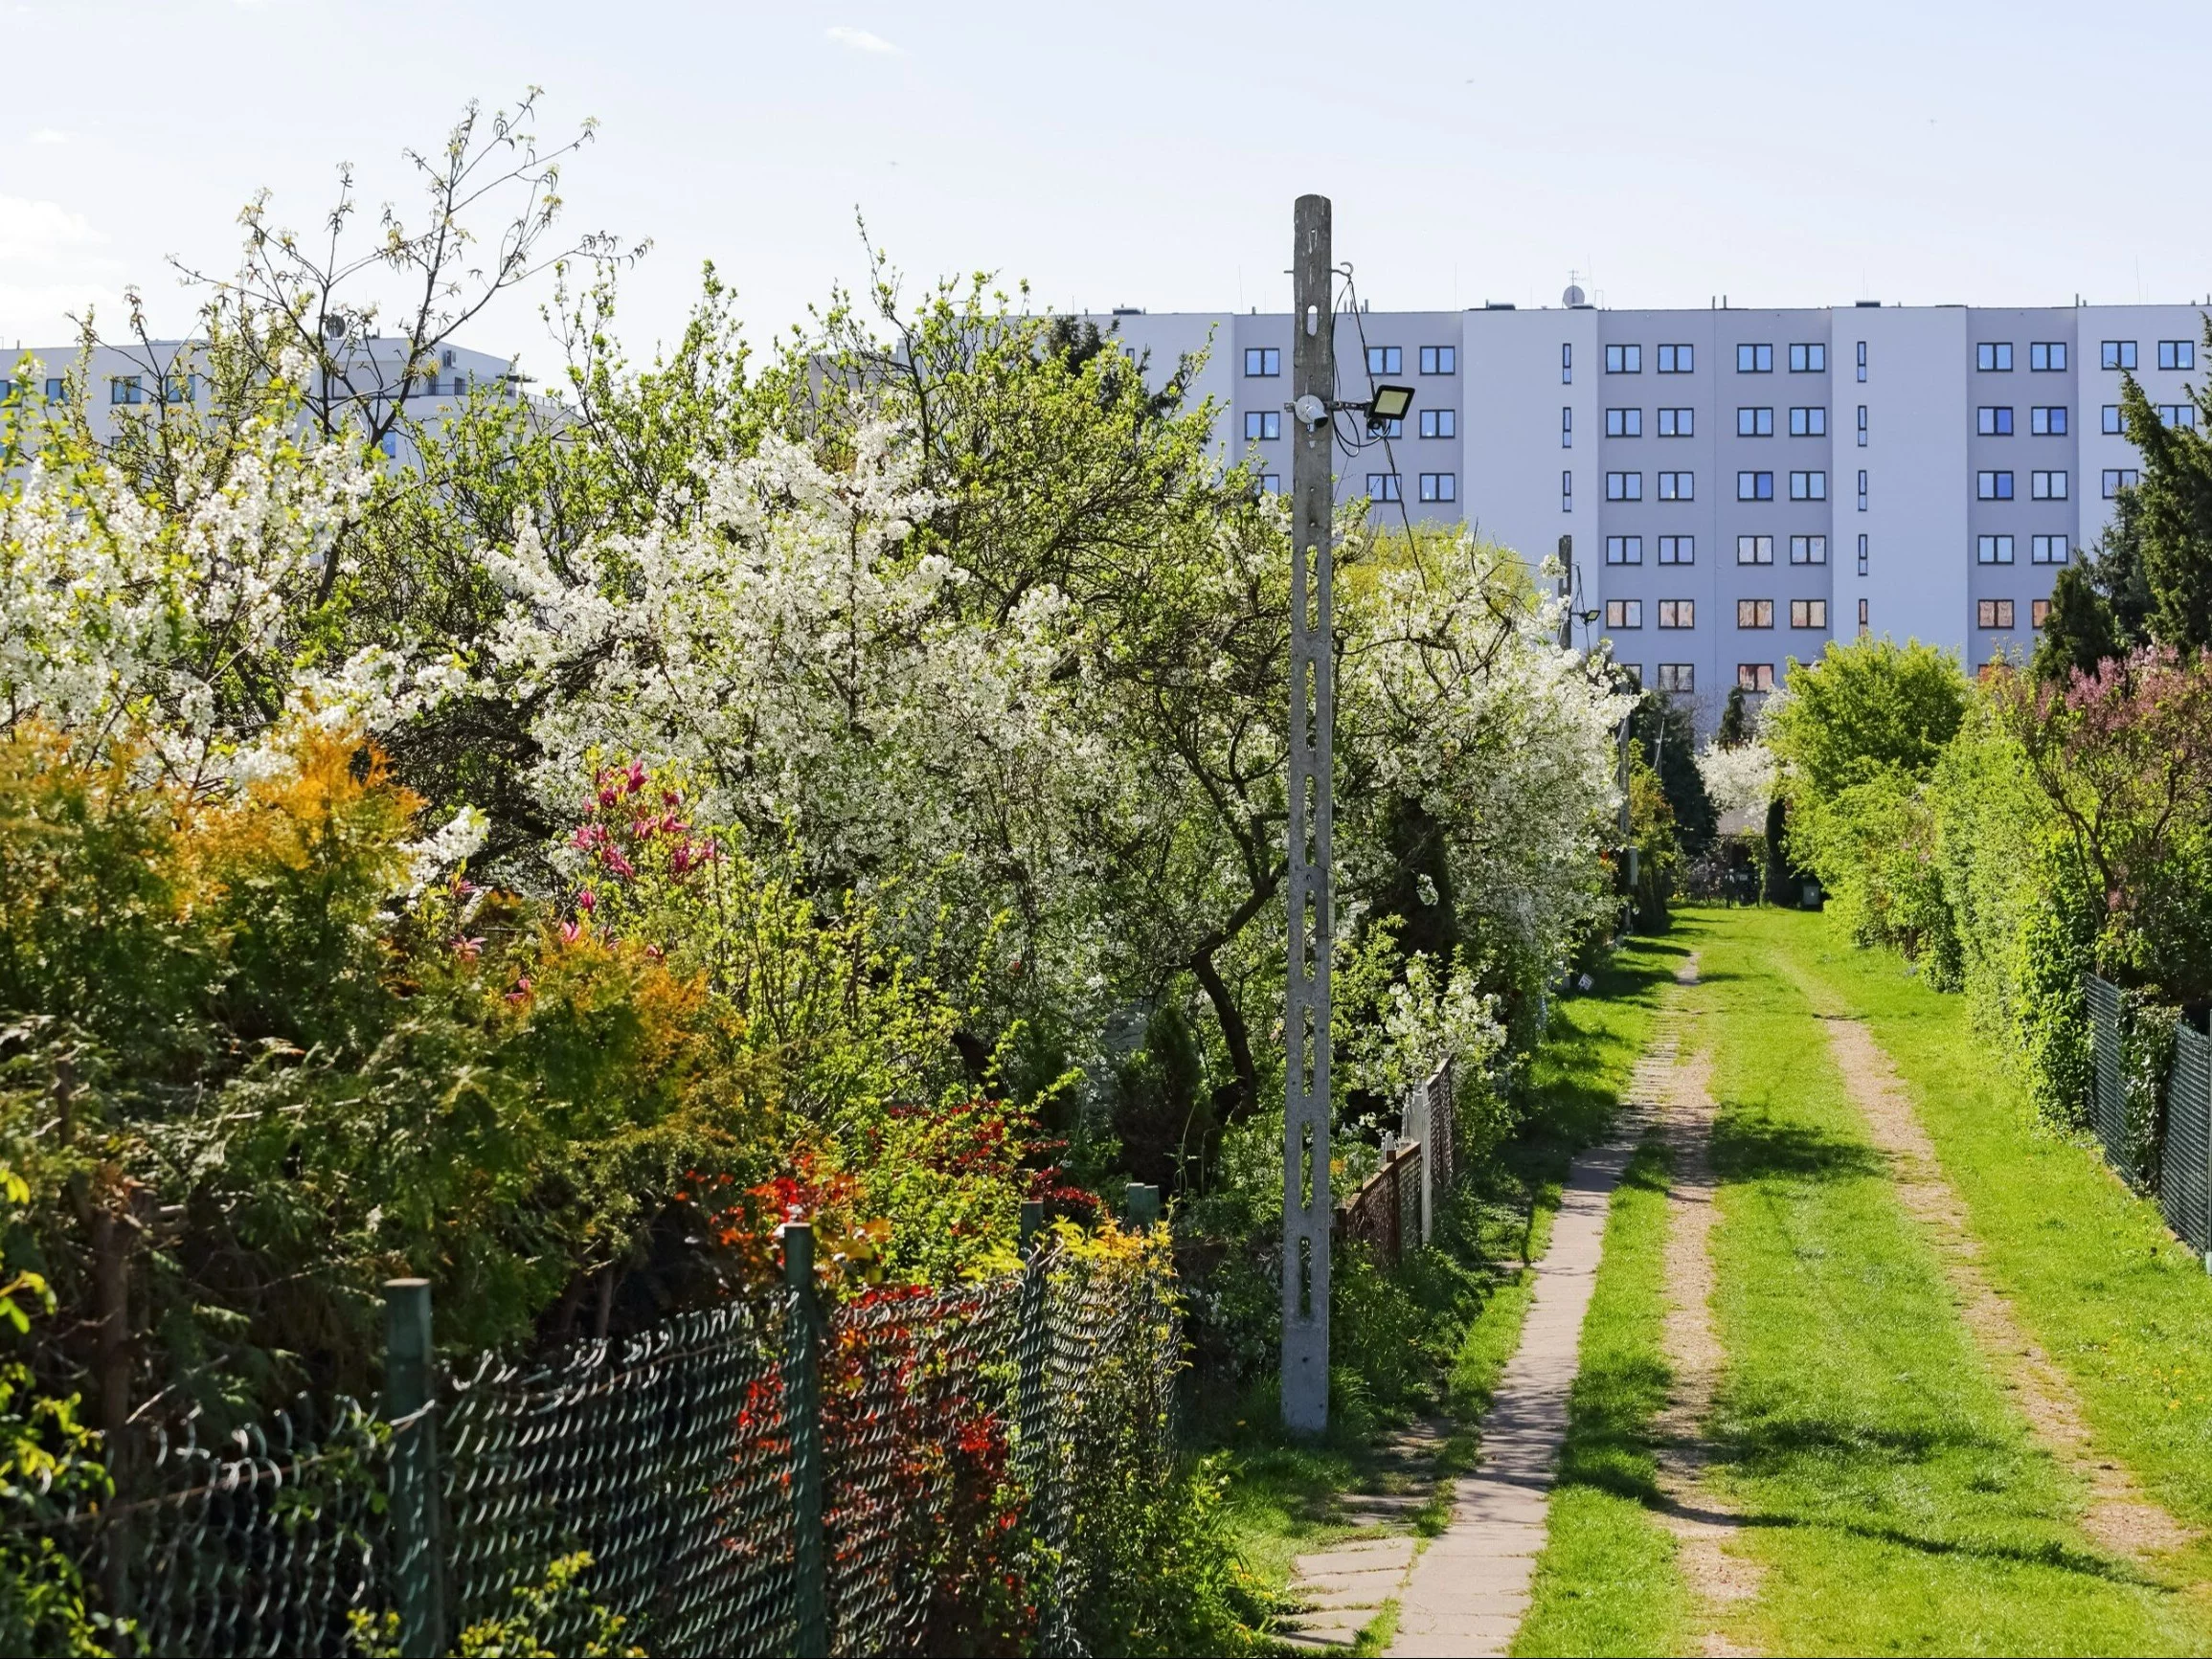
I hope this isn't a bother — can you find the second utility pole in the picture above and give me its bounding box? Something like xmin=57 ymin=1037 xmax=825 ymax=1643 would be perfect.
xmin=1282 ymin=192 xmax=1334 ymax=1434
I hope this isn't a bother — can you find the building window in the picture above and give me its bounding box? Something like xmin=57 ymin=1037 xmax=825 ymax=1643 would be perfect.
xmin=1857 ymin=404 xmax=1868 ymax=446
xmin=1244 ymin=410 xmax=1280 ymax=441
xmin=1788 ymin=343 xmax=1827 ymax=372
xmin=1658 ymin=599 xmax=1695 ymax=628
xmin=1606 ymin=535 xmax=1644 ymax=565
xmin=1976 ymin=534 xmax=2016 ymax=565
xmin=1859 ymin=596 xmax=1870 ymax=635
xmin=1366 ymin=472 xmax=1402 ymax=502
xmin=1789 ymin=405 xmax=1827 ymax=437
xmin=1657 ymin=344 xmax=1694 ymax=373
xmin=1420 ymin=408 xmax=1456 ymax=438
xmin=1658 ymin=407 xmax=1693 ymax=437
xmin=1976 ymin=406 xmax=2015 ymax=436
xmin=1618 ymin=663 xmax=1643 ymax=689
xmin=2032 ymin=598 xmax=2052 ymax=628
xmin=2102 ymin=468 xmax=2139 ymax=498
xmin=1857 ymin=533 xmax=1868 ymax=576
xmin=1738 ymin=406 xmax=1774 ymax=437
xmin=1736 ymin=534 xmax=1774 ymax=565
xmin=1658 ymin=663 xmax=1696 ymax=692
xmin=1976 ymin=342 xmax=2015 ymax=371
xmin=1856 ymin=341 xmax=1868 ymax=383
xmin=161 ymin=372 xmax=194 ymax=404
xmin=1790 ymin=598 xmax=1828 ymax=629
xmin=1366 ymin=346 xmax=1403 ymax=376
xmin=2159 ymin=340 xmax=2196 ymax=371
xmin=2031 ymin=469 xmax=2068 ymax=501
xmin=1243 ymin=347 xmax=1280 ymax=376
xmin=1259 ymin=473 xmax=1281 ymax=493
xmin=1790 ymin=534 xmax=1828 ymax=565
xmin=1419 ymin=345 xmax=1456 ymax=375
xmin=1606 ymin=407 xmax=1642 ymax=437
xmin=1658 ymin=471 xmax=1693 ymax=501
xmin=2030 ymin=405 xmax=2068 ymax=436
xmin=1737 ymin=470 xmax=1774 ymax=501
xmin=1376 ymin=415 xmax=1405 ymax=438
xmin=2101 ymin=404 xmax=2123 ymax=435
xmin=2156 ymin=402 xmax=2200 ymax=429
xmin=109 ymin=375 xmax=143 ymax=405
xmin=1606 ymin=471 xmax=1643 ymax=501
xmin=45 ymin=377 xmax=67 ymax=401
xmin=1605 ymin=599 xmax=1643 ymax=628
xmin=1562 ymin=344 xmax=1572 ymax=385
xmin=1788 ymin=470 xmax=1827 ymax=501
xmin=1658 ymin=535 xmax=1694 ymax=565
xmin=1977 ymin=598 xmax=2016 ymax=629
xmin=2032 ymin=534 xmax=2066 ymax=564
xmin=1562 ymin=469 xmax=1573 ymax=511
xmin=1737 ymin=663 xmax=1775 ymax=691
xmin=1605 ymin=344 xmax=1643 ymax=374
xmin=1975 ymin=470 xmax=2015 ymax=501
xmin=1738 ymin=598 xmax=1774 ymax=629
xmin=1562 ymin=407 xmax=1573 ymax=448
xmin=1857 ymin=469 xmax=1868 ymax=511
xmin=1737 ymin=344 xmax=1774 ymax=373
xmin=2029 ymin=342 xmax=2067 ymax=371
xmin=1418 ymin=472 xmax=1457 ymax=503
xmin=2101 ymin=340 xmax=2138 ymax=370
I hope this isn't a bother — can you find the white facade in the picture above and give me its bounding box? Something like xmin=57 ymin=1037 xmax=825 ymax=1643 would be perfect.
xmin=1093 ymin=300 xmax=2209 ymax=726
xmin=1 ymin=336 xmax=516 ymax=468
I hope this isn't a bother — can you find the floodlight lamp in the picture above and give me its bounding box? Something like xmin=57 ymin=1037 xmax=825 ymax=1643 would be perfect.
xmin=1367 ymin=384 xmax=1414 ymax=423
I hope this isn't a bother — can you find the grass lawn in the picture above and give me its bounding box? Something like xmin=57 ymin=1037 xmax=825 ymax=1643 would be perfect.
xmin=1209 ymin=928 xmax=1687 ymax=1628
xmin=1694 ymin=906 xmax=2209 ymax=1655
xmin=1766 ymin=907 xmax=2212 ymax=1572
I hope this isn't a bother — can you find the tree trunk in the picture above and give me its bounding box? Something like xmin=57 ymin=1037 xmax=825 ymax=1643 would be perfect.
xmin=1191 ymin=950 xmax=1261 ymax=1125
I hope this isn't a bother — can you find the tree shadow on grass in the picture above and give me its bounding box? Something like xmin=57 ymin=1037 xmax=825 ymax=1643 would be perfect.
xmin=1708 ymin=1110 xmax=1887 ymax=1186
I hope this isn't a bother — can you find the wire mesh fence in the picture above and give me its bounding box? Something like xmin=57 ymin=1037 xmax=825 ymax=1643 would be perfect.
xmin=22 ymin=1226 xmax=1179 ymax=1658
xmin=2086 ymin=972 xmax=2212 ymax=1261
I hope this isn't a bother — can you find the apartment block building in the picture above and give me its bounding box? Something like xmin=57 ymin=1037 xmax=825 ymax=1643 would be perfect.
xmin=1 ymin=335 xmax=516 ymax=467
xmin=1093 ymin=300 xmax=2207 ymax=721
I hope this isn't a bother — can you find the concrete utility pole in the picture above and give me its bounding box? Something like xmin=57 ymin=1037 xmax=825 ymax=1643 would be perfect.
xmin=1282 ymin=193 xmax=1335 ymax=1434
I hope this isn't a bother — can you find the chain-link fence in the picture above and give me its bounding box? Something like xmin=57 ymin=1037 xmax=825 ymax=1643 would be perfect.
xmin=22 ymin=1222 xmax=1179 ymax=1658
xmin=2085 ymin=971 xmax=2212 ymax=1259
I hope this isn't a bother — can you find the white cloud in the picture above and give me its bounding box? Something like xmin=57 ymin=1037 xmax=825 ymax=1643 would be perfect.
xmin=28 ymin=128 xmax=68 ymax=146
xmin=825 ymin=25 xmax=901 ymax=55
xmin=0 ymin=195 xmax=103 ymax=267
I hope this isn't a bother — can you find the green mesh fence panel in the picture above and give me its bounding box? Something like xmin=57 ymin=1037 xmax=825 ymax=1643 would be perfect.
xmin=442 ymin=1296 xmax=797 ymax=1656
xmin=823 ymin=1273 xmax=1028 ymax=1654
xmin=2164 ymin=1023 xmax=2212 ymax=1256
xmin=34 ymin=1398 xmax=390 ymax=1658
xmin=34 ymin=1248 xmax=1179 ymax=1657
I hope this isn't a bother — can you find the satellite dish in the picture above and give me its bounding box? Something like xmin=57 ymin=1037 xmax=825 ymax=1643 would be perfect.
xmin=1563 ymin=283 xmax=1587 ymax=308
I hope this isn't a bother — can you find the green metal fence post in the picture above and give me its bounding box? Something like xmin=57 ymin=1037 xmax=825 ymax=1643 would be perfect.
xmin=781 ymin=1223 xmax=828 ymax=1658
xmin=382 ymin=1279 xmax=444 ymax=1659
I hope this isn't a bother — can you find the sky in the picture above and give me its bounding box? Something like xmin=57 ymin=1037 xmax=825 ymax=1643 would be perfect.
xmin=6 ymin=0 xmax=2211 ymax=370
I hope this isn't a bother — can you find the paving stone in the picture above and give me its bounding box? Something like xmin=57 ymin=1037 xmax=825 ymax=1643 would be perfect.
xmin=1380 ymin=1016 xmax=1683 ymax=1659
xmin=1294 ymin=1537 xmax=1417 ymax=1576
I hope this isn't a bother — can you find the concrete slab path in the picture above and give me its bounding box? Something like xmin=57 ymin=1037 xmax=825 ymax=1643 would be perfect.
xmin=1386 ymin=971 xmax=1691 ymax=1657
